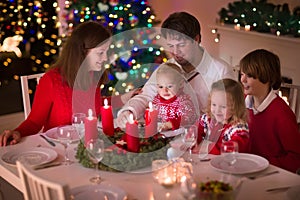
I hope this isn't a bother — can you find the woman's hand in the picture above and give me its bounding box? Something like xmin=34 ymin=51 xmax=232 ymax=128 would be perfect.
xmin=0 ymin=130 xmax=21 ymax=146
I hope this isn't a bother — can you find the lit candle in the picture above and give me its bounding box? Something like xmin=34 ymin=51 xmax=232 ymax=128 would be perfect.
xmin=234 ymin=24 xmax=240 ymax=30
xmin=126 ymin=114 xmax=140 ymax=152
xmin=245 ymin=25 xmax=251 ymax=31
xmin=84 ymin=109 xmax=98 ymax=146
xmin=145 ymin=102 xmax=158 ymax=138
xmin=100 ymin=99 xmax=114 ymax=136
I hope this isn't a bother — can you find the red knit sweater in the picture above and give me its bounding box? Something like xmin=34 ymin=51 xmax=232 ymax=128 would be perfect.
xmin=152 ymin=93 xmax=197 ymax=130
xmin=197 ymin=114 xmax=250 ymax=154
xmin=15 ymin=68 xmax=105 ymax=137
xmin=248 ymin=96 xmax=300 ymax=173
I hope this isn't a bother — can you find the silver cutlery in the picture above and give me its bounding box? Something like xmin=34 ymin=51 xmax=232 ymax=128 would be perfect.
xmin=266 ymin=186 xmax=291 ymax=192
xmin=40 ymin=134 xmax=56 ymax=146
xmin=33 ymin=161 xmax=61 ymax=170
xmin=247 ymin=170 xmax=279 ymax=180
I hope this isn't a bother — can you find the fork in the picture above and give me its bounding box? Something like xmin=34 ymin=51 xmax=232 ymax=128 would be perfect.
xmin=247 ymin=170 xmax=279 ymax=180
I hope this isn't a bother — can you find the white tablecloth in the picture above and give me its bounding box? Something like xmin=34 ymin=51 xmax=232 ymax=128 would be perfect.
xmin=0 ymin=134 xmax=300 ymax=200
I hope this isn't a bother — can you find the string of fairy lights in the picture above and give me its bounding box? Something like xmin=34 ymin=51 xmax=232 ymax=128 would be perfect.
xmin=0 ymin=0 xmax=61 ymax=86
xmin=0 ymin=0 xmax=167 ymax=95
xmin=63 ymin=0 xmax=167 ymax=95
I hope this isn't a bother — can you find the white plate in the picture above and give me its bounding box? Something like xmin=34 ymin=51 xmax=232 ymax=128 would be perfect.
xmin=161 ymin=127 xmax=185 ymax=137
xmin=210 ymin=153 xmax=269 ymax=174
xmin=44 ymin=126 xmax=80 ymax=143
xmin=71 ymin=184 xmax=127 ymax=200
xmin=286 ymin=185 xmax=300 ymax=200
xmin=1 ymin=147 xmax=57 ymax=166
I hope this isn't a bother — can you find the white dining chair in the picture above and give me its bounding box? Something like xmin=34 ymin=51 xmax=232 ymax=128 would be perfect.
xmin=16 ymin=160 xmax=71 ymax=200
xmin=20 ymin=73 xmax=45 ymax=119
xmin=280 ymin=83 xmax=300 ymax=123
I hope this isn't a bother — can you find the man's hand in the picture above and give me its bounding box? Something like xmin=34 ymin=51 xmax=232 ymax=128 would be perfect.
xmin=116 ymin=110 xmax=134 ymax=129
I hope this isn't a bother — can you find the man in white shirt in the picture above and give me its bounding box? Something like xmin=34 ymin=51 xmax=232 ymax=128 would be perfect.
xmin=116 ymin=12 xmax=235 ymax=128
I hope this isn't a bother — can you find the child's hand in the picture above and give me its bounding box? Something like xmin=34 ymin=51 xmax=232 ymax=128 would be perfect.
xmin=158 ymin=121 xmax=172 ymax=132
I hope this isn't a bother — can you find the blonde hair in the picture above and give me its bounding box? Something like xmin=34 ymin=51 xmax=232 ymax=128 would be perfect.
xmin=156 ymin=62 xmax=184 ymax=83
xmin=206 ymin=78 xmax=248 ymax=124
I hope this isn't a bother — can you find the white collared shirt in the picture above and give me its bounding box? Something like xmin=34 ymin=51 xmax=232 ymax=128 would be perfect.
xmin=245 ymin=90 xmax=277 ymax=114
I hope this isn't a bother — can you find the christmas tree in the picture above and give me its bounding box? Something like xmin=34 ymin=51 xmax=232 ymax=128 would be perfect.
xmin=0 ymin=0 xmax=61 ymax=114
xmin=64 ymin=0 xmax=167 ymax=96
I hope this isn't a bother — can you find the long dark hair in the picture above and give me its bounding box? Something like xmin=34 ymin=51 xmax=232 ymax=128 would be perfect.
xmin=51 ymin=21 xmax=111 ymax=89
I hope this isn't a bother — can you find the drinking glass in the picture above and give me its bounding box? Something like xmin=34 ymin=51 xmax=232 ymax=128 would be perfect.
xmin=57 ymin=126 xmax=77 ymax=165
xmin=182 ymin=125 xmax=198 ymax=162
xmin=86 ymin=138 xmax=105 ymax=184
xmin=221 ymin=141 xmax=239 ymax=166
xmin=72 ymin=113 xmax=86 ymax=140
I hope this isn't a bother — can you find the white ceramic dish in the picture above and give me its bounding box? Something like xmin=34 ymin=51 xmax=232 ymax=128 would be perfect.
xmin=71 ymin=184 xmax=127 ymax=200
xmin=44 ymin=126 xmax=80 ymax=143
xmin=210 ymin=153 xmax=269 ymax=174
xmin=1 ymin=147 xmax=57 ymax=166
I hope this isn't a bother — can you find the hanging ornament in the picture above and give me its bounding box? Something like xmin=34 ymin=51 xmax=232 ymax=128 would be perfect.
xmin=97 ymin=2 xmax=109 ymax=12
xmin=116 ymin=22 xmax=123 ymax=30
xmin=109 ymin=0 xmax=119 ymax=7
xmin=129 ymin=15 xmax=139 ymax=26
xmin=115 ymin=72 xmax=128 ymax=80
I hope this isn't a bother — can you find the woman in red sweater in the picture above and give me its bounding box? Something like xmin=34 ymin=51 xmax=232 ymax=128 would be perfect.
xmin=240 ymin=49 xmax=300 ymax=173
xmin=0 ymin=21 xmax=124 ymax=146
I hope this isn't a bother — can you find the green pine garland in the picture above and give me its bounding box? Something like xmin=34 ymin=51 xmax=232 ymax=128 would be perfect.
xmin=219 ymin=0 xmax=300 ymax=37
xmin=76 ymin=129 xmax=171 ymax=172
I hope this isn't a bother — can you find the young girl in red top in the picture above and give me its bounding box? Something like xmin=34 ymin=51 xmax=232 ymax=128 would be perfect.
xmin=240 ymin=49 xmax=300 ymax=173
xmin=152 ymin=62 xmax=197 ymax=131
xmin=0 ymin=22 xmax=134 ymax=146
xmin=197 ymin=78 xmax=249 ymax=154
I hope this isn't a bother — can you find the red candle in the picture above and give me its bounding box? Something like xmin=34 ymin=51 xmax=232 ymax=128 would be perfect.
xmin=100 ymin=99 xmax=114 ymax=136
xmin=145 ymin=102 xmax=158 ymax=138
xmin=126 ymin=114 xmax=140 ymax=152
xmin=84 ymin=109 xmax=98 ymax=146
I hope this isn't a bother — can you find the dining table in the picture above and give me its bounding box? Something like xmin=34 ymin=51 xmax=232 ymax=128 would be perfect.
xmin=0 ymin=133 xmax=300 ymax=200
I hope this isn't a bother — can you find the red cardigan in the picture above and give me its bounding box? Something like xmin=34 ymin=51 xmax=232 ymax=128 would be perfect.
xmin=15 ymin=68 xmax=106 ymax=137
xmin=248 ymin=96 xmax=300 ymax=173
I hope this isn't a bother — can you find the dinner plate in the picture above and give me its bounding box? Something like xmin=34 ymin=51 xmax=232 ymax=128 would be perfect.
xmin=44 ymin=126 xmax=80 ymax=143
xmin=1 ymin=147 xmax=57 ymax=166
xmin=71 ymin=184 xmax=127 ymax=200
xmin=210 ymin=153 xmax=269 ymax=174
xmin=286 ymin=185 xmax=300 ymax=200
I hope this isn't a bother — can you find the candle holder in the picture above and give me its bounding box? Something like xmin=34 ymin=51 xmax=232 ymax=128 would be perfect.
xmin=152 ymin=158 xmax=194 ymax=188
xmin=157 ymin=165 xmax=177 ymax=188
xmin=152 ymin=159 xmax=176 ymax=187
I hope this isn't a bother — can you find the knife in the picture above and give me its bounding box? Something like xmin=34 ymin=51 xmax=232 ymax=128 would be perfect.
xmin=40 ymin=134 xmax=56 ymax=146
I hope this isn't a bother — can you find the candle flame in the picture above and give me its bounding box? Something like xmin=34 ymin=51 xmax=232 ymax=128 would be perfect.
xmin=104 ymin=98 xmax=108 ymax=107
xmin=129 ymin=113 xmax=134 ymax=124
xmin=149 ymin=102 xmax=153 ymax=111
xmin=88 ymin=109 xmax=93 ymax=120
